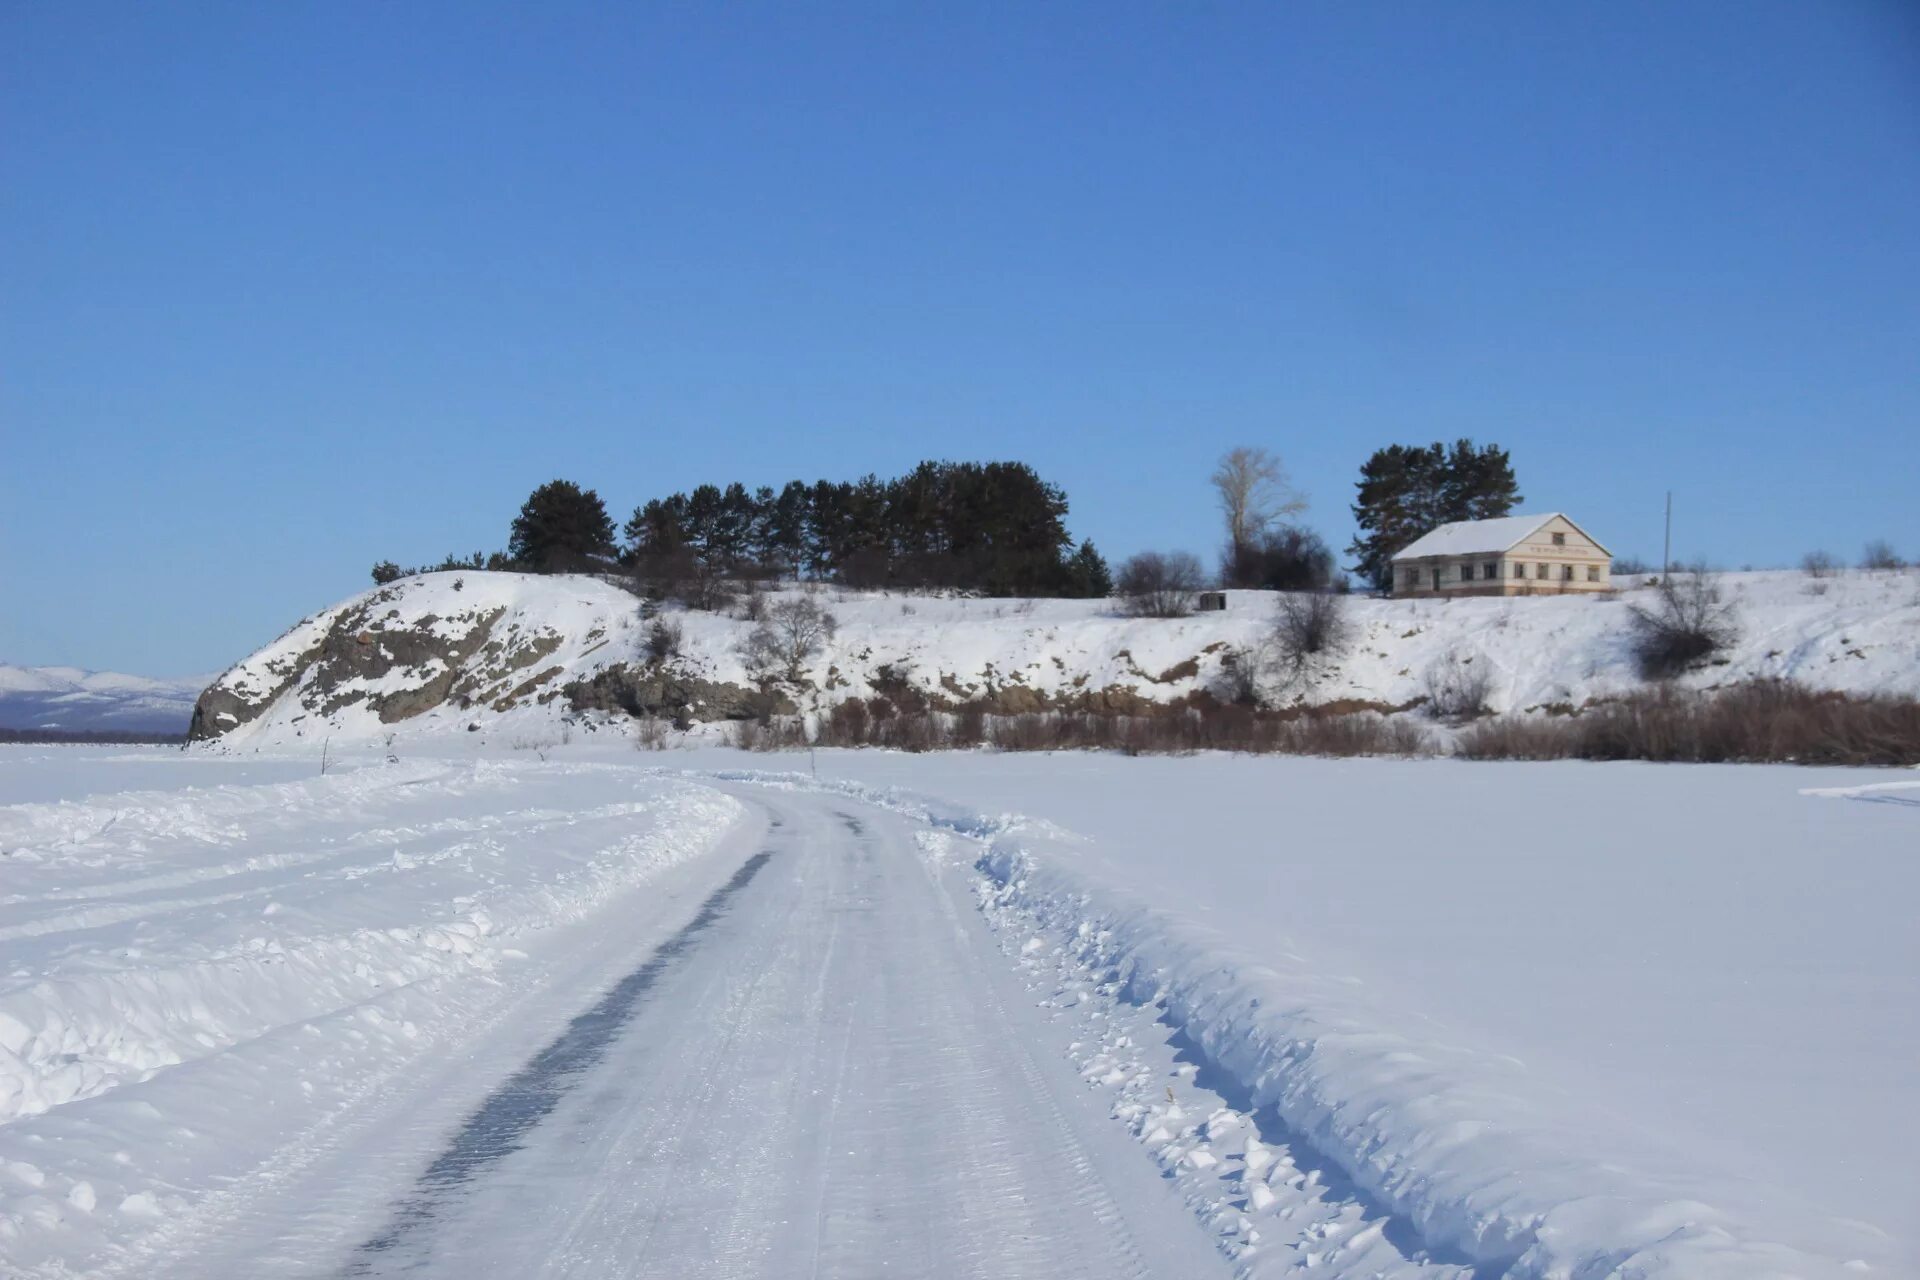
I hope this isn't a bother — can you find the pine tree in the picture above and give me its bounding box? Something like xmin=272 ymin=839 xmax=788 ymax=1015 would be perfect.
xmin=622 ymin=497 xmax=681 ymax=561
xmin=1348 ymin=441 xmax=1520 ymax=589
xmin=766 ymin=481 xmax=812 ymax=577
xmin=508 ymin=480 xmax=617 ymax=572
xmin=712 ymin=482 xmax=757 ymax=566
xmin=1063 ymin=540 xmax=1114 ymax=598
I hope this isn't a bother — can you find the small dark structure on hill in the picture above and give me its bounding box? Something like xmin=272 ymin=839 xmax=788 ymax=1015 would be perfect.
xmin=1196 ymin=591 xmax=1228 ymax=612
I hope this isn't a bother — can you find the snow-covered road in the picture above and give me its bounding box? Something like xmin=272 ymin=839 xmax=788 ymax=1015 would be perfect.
xmin=325 ymin=789 xmax=1231 ymax=1279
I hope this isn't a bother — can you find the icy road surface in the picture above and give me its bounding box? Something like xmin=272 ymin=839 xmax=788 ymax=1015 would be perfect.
xmin=326 ymin=792 xmax=1231 ymax=1279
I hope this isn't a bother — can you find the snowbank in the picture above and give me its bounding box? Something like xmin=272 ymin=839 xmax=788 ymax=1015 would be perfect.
xmin=0 ymin=755 xmax=743 ymax=1271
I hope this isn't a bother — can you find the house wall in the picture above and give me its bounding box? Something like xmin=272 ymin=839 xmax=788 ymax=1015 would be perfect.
xmin=1391 ymin=516 xmax=1610 ymax=598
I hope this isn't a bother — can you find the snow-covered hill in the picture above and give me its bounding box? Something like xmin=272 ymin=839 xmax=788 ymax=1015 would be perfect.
xmin=190 ymin=568 xmax=1920 ymax=746
xmin=0 ymin=664 xmax=205 ymax=734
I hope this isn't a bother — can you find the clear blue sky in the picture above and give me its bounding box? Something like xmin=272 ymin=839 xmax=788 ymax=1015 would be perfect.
xmin=4 ymin=2 xmax=1916 ymax=676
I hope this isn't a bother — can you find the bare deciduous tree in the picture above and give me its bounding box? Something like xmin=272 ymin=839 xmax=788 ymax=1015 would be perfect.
xmin=740 ymin=595 xmax=838 ymax=682
xmin=1115 ymin=551 xmax=1205 ymax=618
xmin=1211 ymin=447 xmax=1307 ymax=572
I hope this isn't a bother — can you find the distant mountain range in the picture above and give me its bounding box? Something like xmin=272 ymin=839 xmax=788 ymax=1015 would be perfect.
xmin=0 ymin=663 xmax=206 ymax=734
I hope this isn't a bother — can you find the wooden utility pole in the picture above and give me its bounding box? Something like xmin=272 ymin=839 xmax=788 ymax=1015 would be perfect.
xmin=1663 ymin=491 xmax=1672 ymax=584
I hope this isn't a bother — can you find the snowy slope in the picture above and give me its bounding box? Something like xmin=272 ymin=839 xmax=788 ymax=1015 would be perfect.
xmin=192 ymin=568 xmax=1920 ymax=746
xmin=0 ymin=664 xmax=205 ymax=734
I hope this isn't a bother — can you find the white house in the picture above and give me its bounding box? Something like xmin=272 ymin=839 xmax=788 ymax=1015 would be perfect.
xmin=1391 ymin=513 xmax=1611 ymax=598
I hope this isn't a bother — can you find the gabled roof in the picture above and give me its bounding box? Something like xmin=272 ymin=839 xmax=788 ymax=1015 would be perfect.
xmin=1392 ymin=512 xmax=1611 ymax=560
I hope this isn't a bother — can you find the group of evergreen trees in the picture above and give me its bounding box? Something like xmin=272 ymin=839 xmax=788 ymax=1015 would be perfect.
xmin=379 ymin=463 xmax=1114 ymax=600
xmin=624 ymin=462 xmax=1110 ymax=597
xmin=1346 ymin=441 xmax=1521 ymax=589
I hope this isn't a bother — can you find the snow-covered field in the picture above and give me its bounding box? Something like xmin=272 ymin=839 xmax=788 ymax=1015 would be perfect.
xmin=1 ymin=742 xmax=1913 ymax=1277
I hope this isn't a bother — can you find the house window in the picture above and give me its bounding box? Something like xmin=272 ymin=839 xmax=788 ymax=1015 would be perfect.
xmin=1562 ymin=564 xmax=1574 ymax=581
xmin=1460 ymin=563 xmax=1475 ymax=582
xmin=1551 ymin=532 xmax=1567 ymax=546
xmin=1536 ymin=563 xmax=1549 ymax=579
xmin=1513 ymin=563 xmax=1525 ymax=579
xmin=1587 ymin=565 xmax=1601 ymax=582
xmin=1482 ymin=562 xmax=1497 ymax=580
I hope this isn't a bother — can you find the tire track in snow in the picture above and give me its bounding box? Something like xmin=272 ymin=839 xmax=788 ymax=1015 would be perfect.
xmin=343 ymin=848 xmax=775 ymax=1276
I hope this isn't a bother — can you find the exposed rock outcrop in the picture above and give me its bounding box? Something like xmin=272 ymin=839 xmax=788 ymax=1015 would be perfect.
xmin=189 ymin=581 xmax=576 ymax=740
xmin=564 ymin=665 xmax=795 ymax=729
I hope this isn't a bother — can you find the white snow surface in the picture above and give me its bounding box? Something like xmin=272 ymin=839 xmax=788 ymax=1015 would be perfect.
xmin=203 ymin=567 xmax=1920 ymax=745
xmin=1 ymin=743 xmax=1914 ymax=1277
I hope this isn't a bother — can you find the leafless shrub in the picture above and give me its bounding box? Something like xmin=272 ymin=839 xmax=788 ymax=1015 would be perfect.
xmin=1116 ymin=551 xmax=1205 ymax=618
xmin=740 ymin=596 xmax=838 ymax=682
xmin=508 ymin=735 xmax=559 ymax=761
xmin=632 ymin=716 xmax=670 ymax=750
xmin=1612 ymin=555 xmax=1654 ymax=576
xmin=1273 ymin=592 xmax=1350 ymax=667
xmin=653 ymin=551 xmax=737 ymax=612
xmin=1452 ymin=717 xmax=1580 ymax=760
xmin=1862 ymin=539 xmax=1905 ymax=571
xmin=950 ymin=704 xmax=987 ymax=748
xmin=708 ymin=695 xmax=1438 ymax=758
xmin=737 ymin=581 xmax=770 ymax=621
xmin=643 ymin=617 xmax=684 ymax=664
xmin=1209 ymin=649 xmax=1261 ymax=707
xmin=1627 ymin=565 xmax=1740 ymax=680
xmin=1421 ymin=648 xmax=1493 ymax=719
xmin=818 ymin=697 xmax=870 ymax=746
xmin=1801 ymin=550 xmax=1839 ymax=578
xmin=1456 ymin=681 xmax=1920 ymax=767
xmin=730 ymin=715 xmax=809 ymax=751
